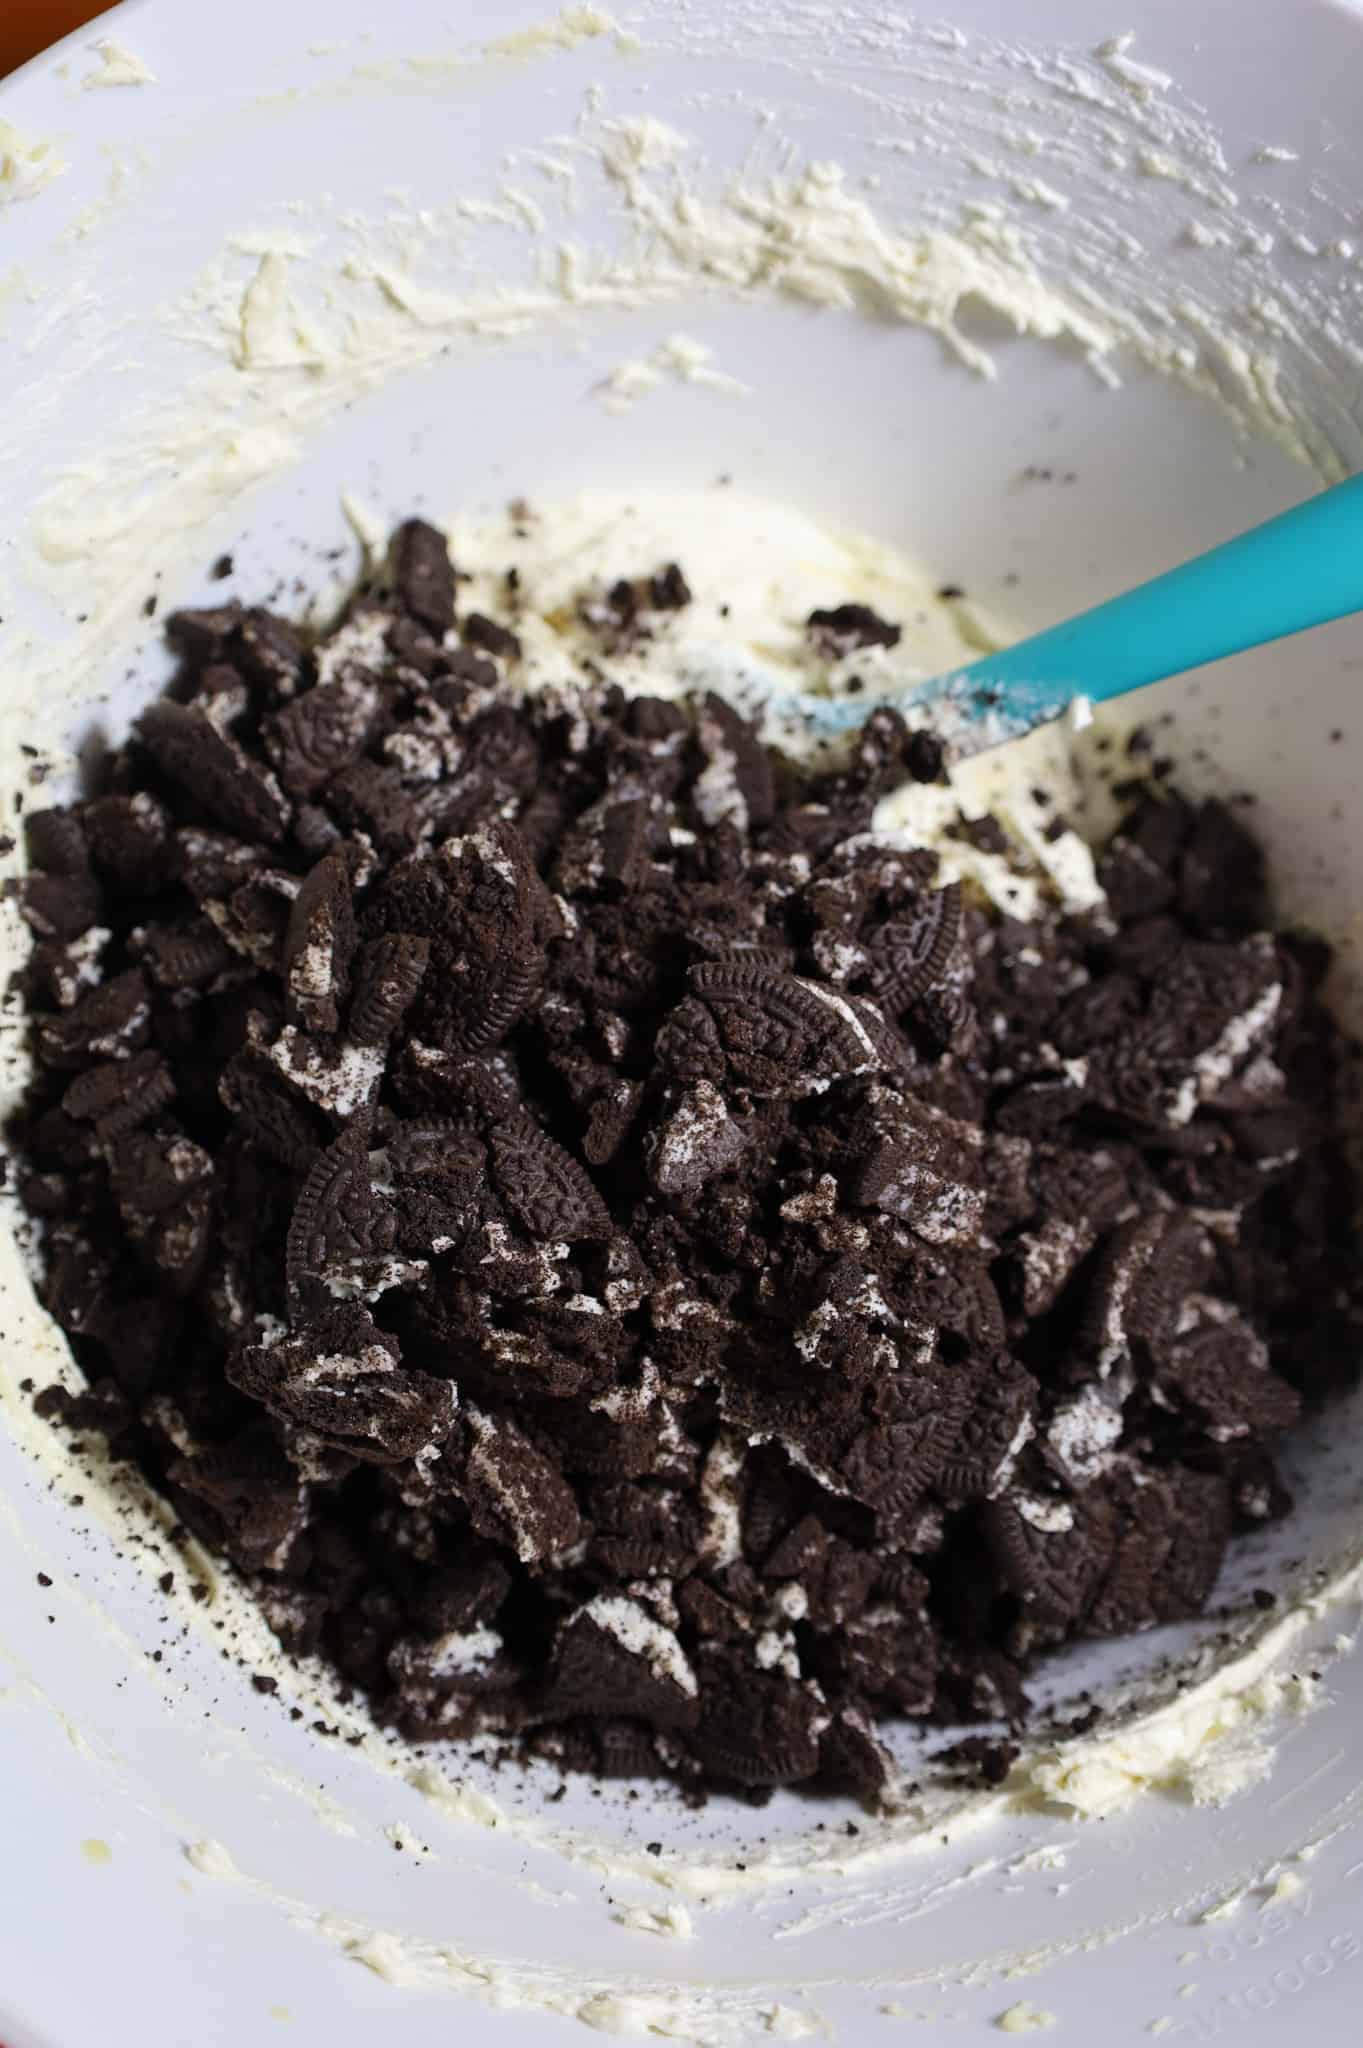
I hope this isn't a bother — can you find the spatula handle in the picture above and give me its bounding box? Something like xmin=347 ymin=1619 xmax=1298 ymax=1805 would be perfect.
xmin=952 ymin=470 xmax=1363 ymax=725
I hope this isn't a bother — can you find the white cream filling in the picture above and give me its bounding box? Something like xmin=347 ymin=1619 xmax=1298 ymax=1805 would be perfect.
xmin=266 ymin=1029 xmax=386 ymax=1118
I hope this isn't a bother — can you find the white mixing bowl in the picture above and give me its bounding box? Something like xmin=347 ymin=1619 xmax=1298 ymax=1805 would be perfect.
xmin=2 ymin=2 xmax=1362 ymax=2042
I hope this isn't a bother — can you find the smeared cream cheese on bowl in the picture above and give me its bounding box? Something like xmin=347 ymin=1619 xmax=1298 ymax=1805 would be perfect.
xmin=3 ymin=2 xmax=1363 ymax=2041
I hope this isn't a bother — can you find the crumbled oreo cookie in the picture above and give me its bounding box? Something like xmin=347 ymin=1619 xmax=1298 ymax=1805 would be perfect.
xmin=13 ymin=520 xmax=1360 ymax=1810
xmin=807 ymin=603 xmax=903 ymax=658
xmin=391 ymin=518 xmax=458 ymax=638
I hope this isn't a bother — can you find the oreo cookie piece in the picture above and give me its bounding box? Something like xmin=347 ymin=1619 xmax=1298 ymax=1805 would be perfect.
xmin=173 ymin=826 xmax=267 ymax=905
xmin=839 ymin=1370 xmax=970 ymax=1536
xmin=1078 ymin=1212 xmax=1213 ymax=1377
xmin=982 ymin=1489 xmax=1116 ymax=1649
xmin=937 ymin=1358 xmax=1038 ymax=1502
xmin=106 ymin=1129 xmax=215 ymax=1222
xmin=25 ymin=808 xmax=90 ymax=878
xmin=693 ymin=692 xmax=775 ymax=832
xmin=1151 ymin=1300 xmax=1301 ymax=1443
xmin=691 ymin=1646 xmax=825 ymax=1788
xmin=650 ymin=563 xmax=692 ymax=611
xmin=583 ymin=1077 xmax=644 ymax=1167
xmin=1006 ymin=1213 xmax=1096 ymax=1319
xmin=807 ymin=603 xmax=903 ymax=657
xmin=131 ymin=1183 xmax=216 ymax=1298
xmin=814 ymin=1602 xmax=938 ymax=1716
xmin=868 ymin=880 xmax=964 ymax=1012
xmin=844 ymin=1084 xmax=985 ymax=1246
xmin=459 ymin=1404 xmax=582 ymax=1565
xmin=1097 ymin=795 xmax=1189 ymax=921
xmin=12 ymin=867 xmax=103 ymax=943
xmin=546 ymin=1597 xmax=699 ymax=1731
xmin=326 ymin=759 xmax=426 ymax=860
xmin=367 ymin=822 xmax=546 ymax=1052
xmin=83 ymin=793 xmax=171 ymax=892
xmin=391 ymin=519 xmax=457 ymax=637
xmin=1178 ymin=799 xmax=1265 ymax=933
xmin=220 ymin=1051 xmax=327 ymax=1168
xmin=282 ymin=851 xmax=358 ymax=1036
xmin=138 ymin=700 xmax=291 ymax=844
xmin=819 ymin=1708 xmax=897 ymax=1807
xmin=229 ymin=1304 xmax=455 ymax=1465
xmin=675 ymin=961 xmax=899 ymax=1099
xmin=167 ymin=1424 xmax=307 ymax=1573
xmin=34 ymin=970 xmax=152 ymax=1071
xmin=405 ymin=1554 xmax=512 ymax=1637
xmin=585 ymin=1480 xmax=701 ymax=1581
xmin=1087 ymin=938 xmax=1284 ymax=1130
xmin=285 ymin=1124 xmax=395 ymax=1314
xmin=348 ymin=933 xmax=430 ymax=1046
xmin=462 ymin=613 xmax=522 ymax=662
xmin=264 ymin=670 xmax=381 ymax=801
xmin=1087 ymin=1467 xmax=1230 ymax=1635
xmin=133 ymin=917 xmax=236 ymax=991
xmin=235 ymin=608 xmax=309 ymax=702
xmin=644 ymin=1081 xmax=750 ymax=1197
xmin=63 ymin=1049 xmax=176 ymax=1141
xmin=490 ymin=1115 xmax=612 ymax=1241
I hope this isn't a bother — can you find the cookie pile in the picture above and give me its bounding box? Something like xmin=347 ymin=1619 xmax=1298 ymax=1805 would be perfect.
xmin=11 ymin=519 xmax=1357 ymax=1804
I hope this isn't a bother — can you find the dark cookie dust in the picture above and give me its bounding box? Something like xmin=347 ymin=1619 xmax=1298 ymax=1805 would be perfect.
xmin=8 ymin=519 xmax=1360 ymax=1808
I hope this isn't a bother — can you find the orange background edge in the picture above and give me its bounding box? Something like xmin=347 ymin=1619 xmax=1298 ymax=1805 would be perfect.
xmin=2 ymin=2 xmax=117 ymax=80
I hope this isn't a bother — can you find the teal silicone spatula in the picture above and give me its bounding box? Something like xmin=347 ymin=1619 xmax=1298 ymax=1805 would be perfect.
xmin=913 ymin=472 xmax=1363 ymax=746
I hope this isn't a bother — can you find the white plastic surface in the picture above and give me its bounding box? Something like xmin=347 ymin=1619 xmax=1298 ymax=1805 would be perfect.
xmin=1 ymin=2 xmax=1362 ymax=2043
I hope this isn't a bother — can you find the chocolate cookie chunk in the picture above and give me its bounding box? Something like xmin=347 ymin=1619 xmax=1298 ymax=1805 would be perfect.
xmin=1078 ymin=1211 xmax=1212 ymax=1377
xmin=230 ymin=1305 xmax=455 ymax=1465
xmin=348 ymin=933 xmax=430 ymax=1046
xmin=391 ymin=519 xmax=457 ymax=637
xmin=983 ymin=1489 xmax=1116 ymax=1651
xmin=1087 ymin=1466 xmax=1231 ymax=1635
xmin=671 ymin=961 xmax=899 ymax=1099
xmin=460 ymin=1404 xmax=582 ymax=1565
xmin=167 ymin=1424 xmax=307 ymax=1573
xmin=490 ymin=1115 xmax=612 ymax=1241
xmin=691 ymin=1646 xmax=825 ymax=1788
xmin=1151 ymin=1300 xmax=1301 ymax=1443
xmin=869 ymin=880 xmax=964 ymax=1011
xmin=807 ymin=603 xmax=903 ymax=657
xmin=694 ymin=692 xmax=775 ymax=831
xmin=83 ymin=792 xmax=171 ymax=892
xmin=644 ymin=1081 xmax=750 ymax=1196
xmin=34 ymin=970 xmax=151 ymax=1071
xmin=264 ymin=670 xmax=381 ymax=801
xmin=139 ymin=700 xmax=292 ymax=844
xmin=367 ymin=822 xmax=546 ymax=1051
xmin=546 ymin=1599 xmax=700 ymax=1731
xmin=840 ymin=1370 xmax=971 ymax=1535
xmin=282 ymin=851 xmax=357 ymax=1036
xmin=63 ymin=1049 xmax=176 ymax=1141
xmin=844 ymin=1083 xmax=985 ymax=1245
xmin=285 ymin=1124 xmax=394 ymax=1313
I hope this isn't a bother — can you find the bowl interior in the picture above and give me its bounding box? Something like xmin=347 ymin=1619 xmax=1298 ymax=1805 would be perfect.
xmin=2 ymin=3 xmax=1363 ymax=2043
